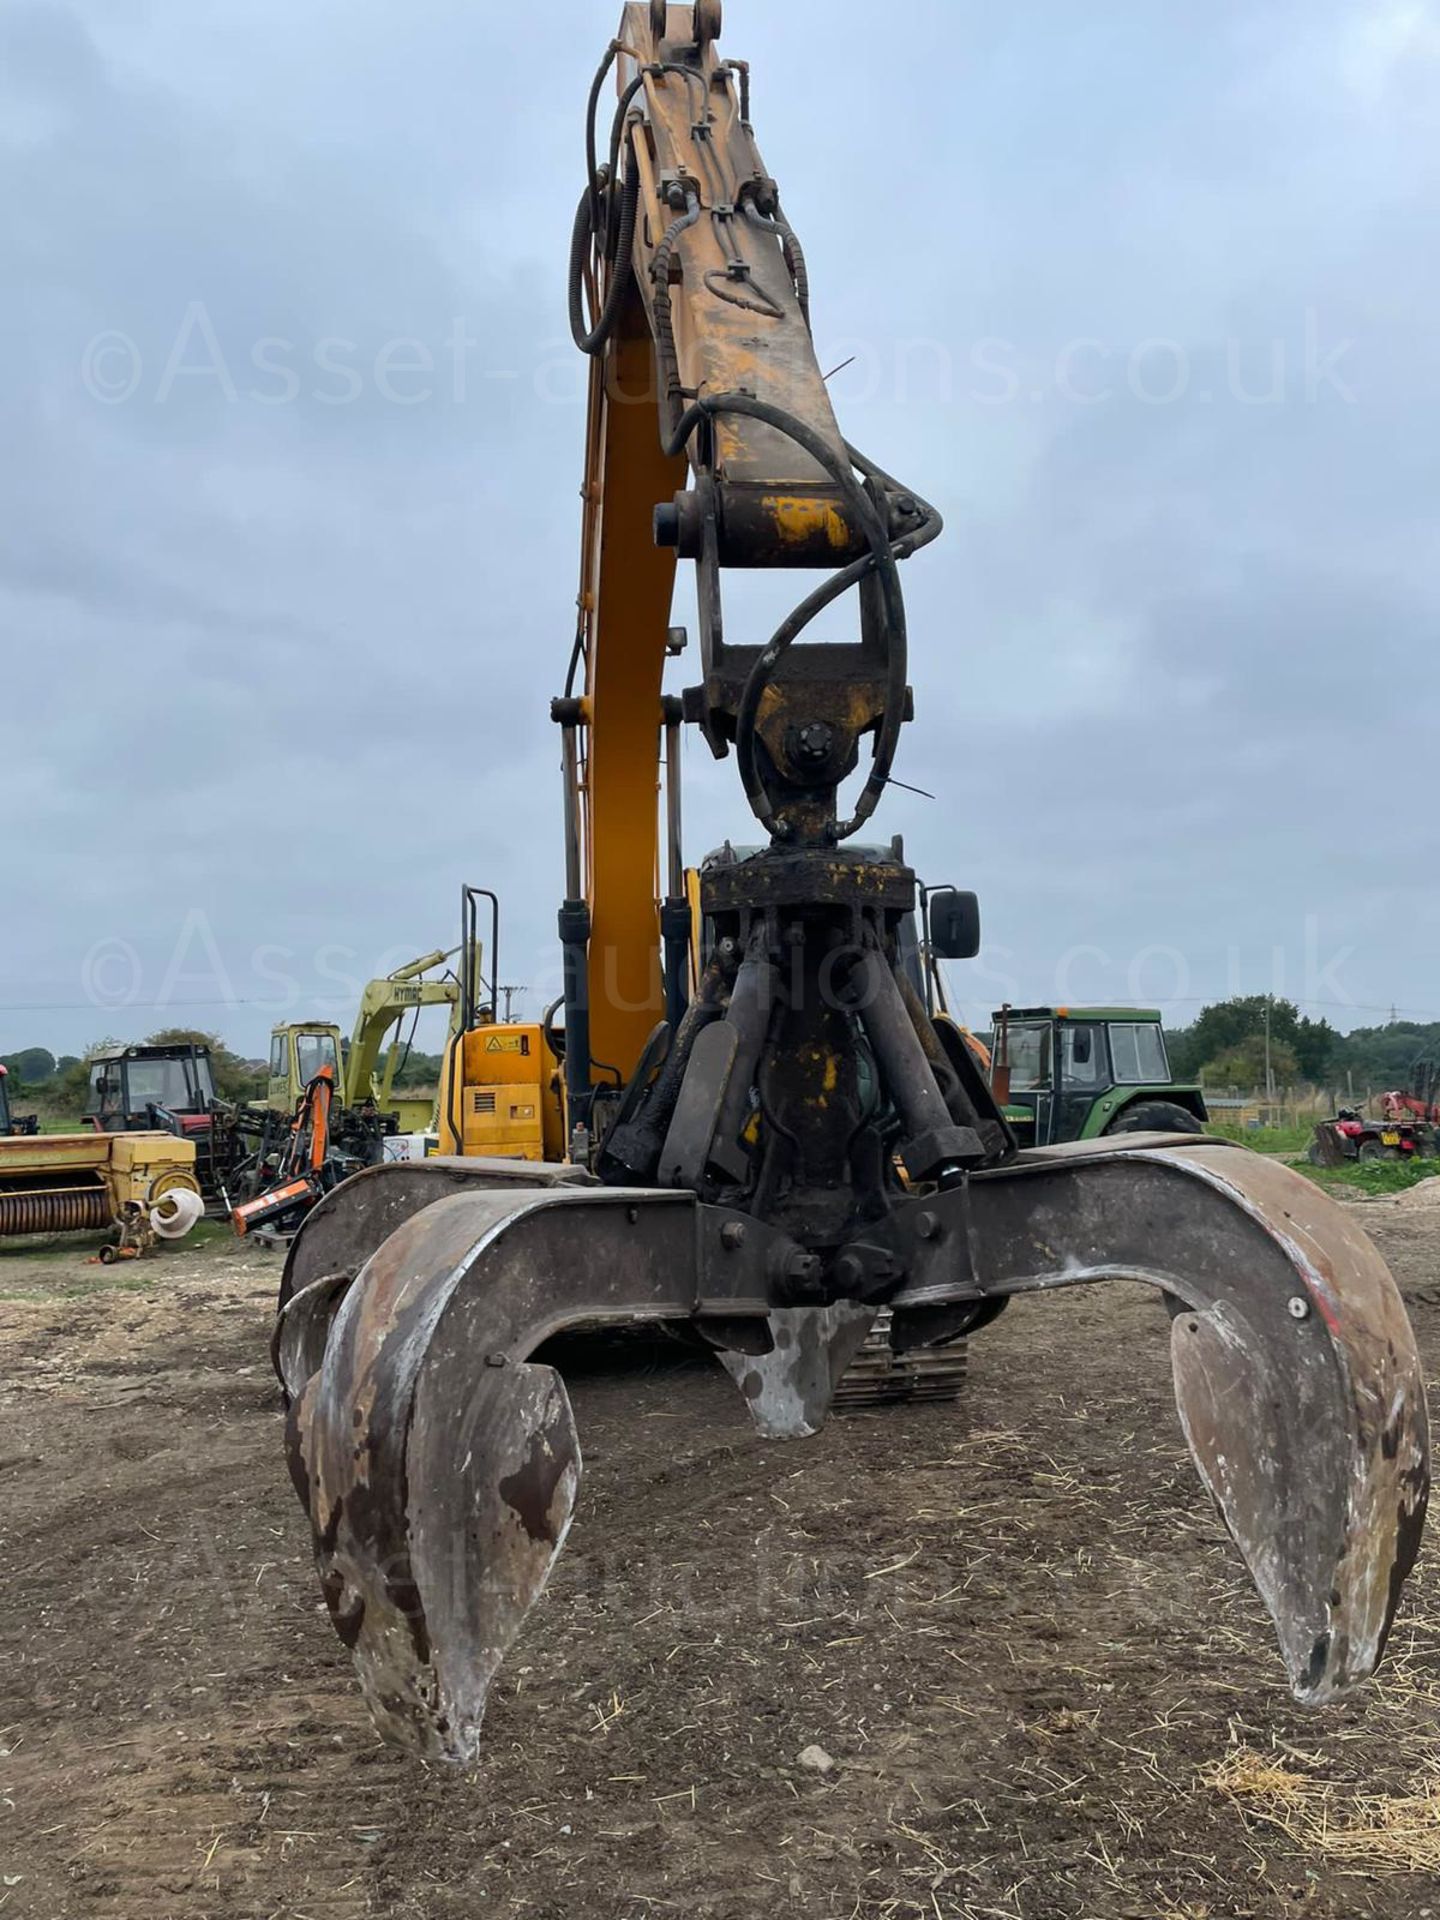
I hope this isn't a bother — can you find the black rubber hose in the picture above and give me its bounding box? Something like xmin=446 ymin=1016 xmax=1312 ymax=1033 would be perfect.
xmin=569 ymin=161 xmax=641 ymax=356
xmin=651 ymin=193 xmax=704 ymax=412
xmin=658 ymin=393 xmax=907 ymax=837
xmin=585 ymin=42 xmax=622 ymax=232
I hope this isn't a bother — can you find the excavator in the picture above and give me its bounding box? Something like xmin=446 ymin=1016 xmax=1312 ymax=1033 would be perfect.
xmin=265 ymin=945 xmax=474 ymax=1138
xmin=273 ymin=3 xmax=1429 ymax=1766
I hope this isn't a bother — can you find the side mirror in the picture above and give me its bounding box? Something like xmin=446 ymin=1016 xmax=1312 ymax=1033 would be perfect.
xmin=927 ymin=889 xmax=981 ymax=961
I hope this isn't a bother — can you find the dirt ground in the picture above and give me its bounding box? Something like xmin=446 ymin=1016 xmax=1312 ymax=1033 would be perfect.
xmin=2 ymin=1193 xmax=1439 ymax=1920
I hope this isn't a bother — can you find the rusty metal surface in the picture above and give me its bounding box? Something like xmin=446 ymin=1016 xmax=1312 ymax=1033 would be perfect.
xmin=277 ymin=1157 xmax=598 ymax=1314
xmin=289 ymin=1186 xmax=728 ymax=1762
xmin=271 ymin=1271 xmax=356 ymax=1404
xmin=882 ymin=1136 xmax=1429 ymax=1703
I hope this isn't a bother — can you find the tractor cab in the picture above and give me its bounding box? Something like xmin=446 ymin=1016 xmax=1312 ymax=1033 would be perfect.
xmin=85 ymin=1044 xmax=217 ymax=1133
xmin=992 ymin=1007 xmax=1207 ymax=1147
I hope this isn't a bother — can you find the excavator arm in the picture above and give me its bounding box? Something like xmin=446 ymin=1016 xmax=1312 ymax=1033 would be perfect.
xmin=343 ymin=950 xmax=463 ymax=1111
xmin=277 ymin=3 xmax=1427 ymax=1766
xmin=560 ymin=2 xmax=938 ymax=1091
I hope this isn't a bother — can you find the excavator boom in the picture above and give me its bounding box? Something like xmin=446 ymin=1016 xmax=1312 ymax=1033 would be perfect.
xmin=277 ymin=2 xmax=1428 ymax=1766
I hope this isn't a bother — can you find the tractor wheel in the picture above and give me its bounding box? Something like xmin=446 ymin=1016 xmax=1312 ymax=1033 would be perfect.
xmin=1357 ymin=1139 xmax=1386 ymax=1162
xmin=1106 ymin=1101 xmax=1205 ymax=1137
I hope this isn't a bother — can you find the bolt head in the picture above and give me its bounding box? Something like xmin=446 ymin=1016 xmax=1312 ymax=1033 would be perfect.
xmin=1288 ymin=1296 xmax=1311 ymax=1321
xmin=795 ymin=722 xmax=837 ymax=764
xmin=720 ymin=1221 xmax=748 ymax=1251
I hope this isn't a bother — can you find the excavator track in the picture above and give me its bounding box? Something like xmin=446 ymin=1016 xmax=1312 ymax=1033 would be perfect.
xmin=832 ymin=1311 xmax=968 ymax=1411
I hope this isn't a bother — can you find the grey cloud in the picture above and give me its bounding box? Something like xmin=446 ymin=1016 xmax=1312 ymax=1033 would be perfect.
xmin=3 ymin=0 xmax=1437 ymax=1053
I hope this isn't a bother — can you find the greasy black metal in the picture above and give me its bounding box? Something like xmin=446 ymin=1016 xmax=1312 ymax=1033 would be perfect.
xmin=598 ymin=954 xmax=730 ymax=1184
xmin=702 ymin=938 xmax=780 ymax=1180
xmin=658 ymin=1019 xmax=740 ymax=1189
xmin=925 ymin=1003 xmax=1017 ymax=1165
xmin=845 ymin=948 xmax=987 ymax=1179
xmin=701 ymin=845 xmax=917 ymax=919
xmin=661 ymin=897 xmax=692 ymax=1031
xmin=657 ymin=479 xmax=928 ymax=569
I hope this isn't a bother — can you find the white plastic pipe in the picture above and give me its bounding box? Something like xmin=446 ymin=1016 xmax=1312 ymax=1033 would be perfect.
xmin=151 ymin=1187 xmax=205 ymax=1241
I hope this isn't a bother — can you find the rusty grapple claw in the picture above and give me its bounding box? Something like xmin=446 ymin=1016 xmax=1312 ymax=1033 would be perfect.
xmin=278 ymin=1139 xmax=1427 ymax=1766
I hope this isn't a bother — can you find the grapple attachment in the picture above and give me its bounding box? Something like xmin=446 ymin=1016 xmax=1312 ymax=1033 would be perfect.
xmin=278 ymin=1139 xmax=1428 ymax=1766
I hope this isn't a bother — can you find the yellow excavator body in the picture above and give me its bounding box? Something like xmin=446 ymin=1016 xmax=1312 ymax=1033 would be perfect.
xmin=438 ymin=1024 xmax=564 ymax=1163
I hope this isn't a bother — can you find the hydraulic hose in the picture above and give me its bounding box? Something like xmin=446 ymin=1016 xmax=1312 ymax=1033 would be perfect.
xmin=658 ymin=390 xmax=936 ymax=839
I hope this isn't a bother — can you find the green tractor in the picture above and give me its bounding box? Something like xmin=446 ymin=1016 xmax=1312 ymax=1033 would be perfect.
xmin=991 ymin=1006 xmax=1207 ymax=1147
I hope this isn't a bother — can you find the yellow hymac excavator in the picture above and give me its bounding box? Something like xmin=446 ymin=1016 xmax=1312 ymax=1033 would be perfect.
xmin=274 ymin=3 xmax=1428 ymax=1766
xmin=266 ymin=945 xmax=474 ymax=1137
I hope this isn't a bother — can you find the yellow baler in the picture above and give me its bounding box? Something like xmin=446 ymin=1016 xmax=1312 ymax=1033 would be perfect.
xmin=0 ymin=1130 xmax=202 ymax=1249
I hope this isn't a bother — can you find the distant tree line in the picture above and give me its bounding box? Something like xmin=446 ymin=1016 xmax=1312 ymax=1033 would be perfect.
xmin=7 ymin=1003 xmax=1437 ymax=1114
xmin=1165 ymin=998 xmax=1440 ymax=1092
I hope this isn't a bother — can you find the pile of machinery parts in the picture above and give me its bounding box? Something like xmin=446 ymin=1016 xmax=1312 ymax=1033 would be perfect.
xmin=273 ymin=2 xmax=1428 ymax=1767
xmin=231 ymin=1067 xmax=351 ymax=1242
xmin=0 ymin=1129 xmax=203 ymax=1259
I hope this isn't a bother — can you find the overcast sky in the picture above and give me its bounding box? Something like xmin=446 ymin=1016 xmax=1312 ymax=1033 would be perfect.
xmin=3 ymin=0 xmax=1437 ymax=1060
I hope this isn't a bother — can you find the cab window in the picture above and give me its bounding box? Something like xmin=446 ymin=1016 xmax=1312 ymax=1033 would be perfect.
xmin=1061 ymin=1024 xmax=1105 ymax=1089
xmin=295 ymin=1032 xmax=340 ymax=1085
xmin=269 ymin=1034 xmax=286 ymax=1078
xmin=89 ymin=1062 xmax=124 ymax=1117
xmin=1109 ymin=1023 xmax=1169 ymax=1084
xmin=1005 ymin=1023 xmax=1051 ymax=1092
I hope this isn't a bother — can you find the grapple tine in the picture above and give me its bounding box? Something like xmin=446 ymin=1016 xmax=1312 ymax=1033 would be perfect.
xmin=286 ymin=1184 xmax=736 ymax=1763
xmin=1162 ymin=1147 xmax=1428 ymax=1699
xmin=887 ymin=1138 xmax=1430 ymax=1700
xmin=713 ymin=1303 xmax=878 ymax=1438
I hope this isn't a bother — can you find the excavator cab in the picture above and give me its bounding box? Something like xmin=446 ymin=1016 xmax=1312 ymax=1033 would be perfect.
xmin=274 ymin=3 xmax=1427 ymax=1766
xmin=267 ymin=1026 xmax=343 ymax=1113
